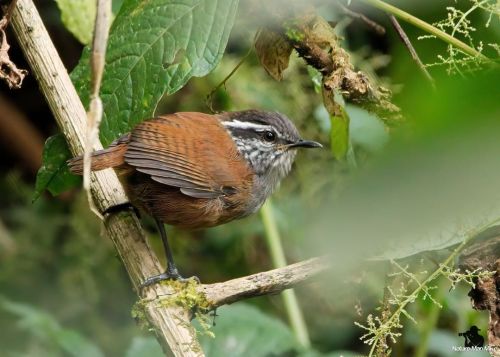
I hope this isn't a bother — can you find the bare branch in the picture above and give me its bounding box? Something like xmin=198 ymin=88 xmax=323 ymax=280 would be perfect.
xmin=388 ymin=14 xmax=435 ymax=88
xmin=200 ymin=257 xmax=329 ymax=308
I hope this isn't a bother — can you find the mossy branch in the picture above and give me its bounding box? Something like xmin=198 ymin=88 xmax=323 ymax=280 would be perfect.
xmin=8 ymin=1 xmax=202 ymax=355
xmin=199 ymin=257 xmax=329 ymax=308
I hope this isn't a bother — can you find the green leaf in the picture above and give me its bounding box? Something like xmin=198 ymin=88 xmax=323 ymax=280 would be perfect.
xmin=0 ymin=297 xmax=104 ymax=357
xmin=33 ymin=134 xmax=81 ymax=202
xmin=198 ymin=303 xmax=301 ymax=356
xmin=36 ymin=0 xmax=239 ymax=196
xmin=55 ymin=0 xmax=96 ymax=45
xmin=329 ymin=105 xmax=350 ymax=161
xmin=72 ymin=0 xmax=239 ymax=146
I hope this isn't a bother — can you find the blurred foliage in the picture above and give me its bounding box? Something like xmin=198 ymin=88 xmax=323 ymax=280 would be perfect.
xmin=1 ymin=0 xmax=499 ymax=356
xmin=54 ymin=0 xmax=96 ymax=45
xmin=33 ymin=134 xmax=81 ymax=202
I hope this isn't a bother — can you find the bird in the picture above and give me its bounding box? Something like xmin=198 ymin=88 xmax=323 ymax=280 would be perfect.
xmin=68 ymin=110 xmax=322 ymax=287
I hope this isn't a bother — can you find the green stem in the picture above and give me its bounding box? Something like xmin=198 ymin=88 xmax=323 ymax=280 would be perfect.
xmin=359 ymin=0 xmax=487 ymax=59
xmin=260 ymin=201 xmax=311 ymax=348
xmin=367 ymin=217 xmax=500 ymax=356
xmin=414 ymin=279 xmax=446 ymax=357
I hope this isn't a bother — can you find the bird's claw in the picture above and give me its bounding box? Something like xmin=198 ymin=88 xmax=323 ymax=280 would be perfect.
xmin=140 ymin=271 xmax=200 ymax=290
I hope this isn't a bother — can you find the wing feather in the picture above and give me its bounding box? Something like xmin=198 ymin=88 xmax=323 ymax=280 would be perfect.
xmin=123 ymin=113 xmax=249 ymax=199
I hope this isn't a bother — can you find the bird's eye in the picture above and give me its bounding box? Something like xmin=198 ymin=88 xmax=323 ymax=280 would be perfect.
xmin=263 ymin=131 xmax=276 ymax=142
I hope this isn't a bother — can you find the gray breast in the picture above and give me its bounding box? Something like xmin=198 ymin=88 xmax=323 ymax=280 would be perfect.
xmin=242 ymin=150 xmax=296 ymax=215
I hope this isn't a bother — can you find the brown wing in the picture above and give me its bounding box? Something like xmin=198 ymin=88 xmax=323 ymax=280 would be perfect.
xmin=124 ymin=112 xmax=252 ymax=199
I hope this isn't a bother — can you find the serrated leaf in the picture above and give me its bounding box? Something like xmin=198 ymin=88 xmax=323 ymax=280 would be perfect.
xmin=55 ymin=0 xmax=96 ymax=45
xmin=72 ymin=0 xmax=239 ymax=146
xmin=33 ymin=134 xmax=81 ymax=202
xmin=37 ymin=0 xmax=238 ymax=196
xmin=255 ymin=29 xmax=293 ymax=81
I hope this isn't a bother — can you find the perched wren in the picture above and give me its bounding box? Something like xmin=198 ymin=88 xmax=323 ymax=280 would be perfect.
xmin=68 ymin=110 xmax=321 ymax=286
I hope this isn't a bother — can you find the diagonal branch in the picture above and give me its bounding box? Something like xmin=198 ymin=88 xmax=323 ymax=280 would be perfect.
xmin=8 ymin=1 xmax=202 ymax=355
xmin=8 ymin=1 xmax=330 ymax=356
xmin=200 ymin=257 xmax=329 ymax=308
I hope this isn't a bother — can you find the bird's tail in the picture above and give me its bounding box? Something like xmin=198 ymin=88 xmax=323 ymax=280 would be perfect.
xmin=67 ymin=134 xmax=129 ymax=175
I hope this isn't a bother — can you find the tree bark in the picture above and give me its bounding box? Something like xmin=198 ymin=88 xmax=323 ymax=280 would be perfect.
xmin=9 ymin=1 xmax=202 ymax=355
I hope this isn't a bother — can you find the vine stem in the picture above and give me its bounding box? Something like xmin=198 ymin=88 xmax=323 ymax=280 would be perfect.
xmin=260 ymin=200 xmax=311 ymax=348
xmin=359 ymin=0 xmax=488 ymax=59
xmin=367 ymin=217 xmax=500 ymax=356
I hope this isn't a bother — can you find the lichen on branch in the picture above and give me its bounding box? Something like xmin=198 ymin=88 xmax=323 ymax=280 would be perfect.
xmin=283 ymin=14 xmax=402 ymax=123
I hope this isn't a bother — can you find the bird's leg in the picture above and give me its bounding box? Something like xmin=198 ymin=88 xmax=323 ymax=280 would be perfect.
xmin=157 ymin=218 xmax=182 ymax=278
xmin=140 ymin=218 xmax=184 ymax=288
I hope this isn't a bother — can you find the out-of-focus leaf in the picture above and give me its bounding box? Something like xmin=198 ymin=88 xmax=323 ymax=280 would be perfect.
xmin=125 ymin=337 xmax=163 ymax=357
xmin=199 ymin=303 xmax=300 ymax=356
xmin=55 ymin=0 xmax=96 ymax=45
xmin=308 ymin=69 xmax=500 ymax=263
xmin=33 ymin=134 xmax=80 ymax=202
xmin=329 ymin=106 xmax=349 ymax=160
xmin=255 ymin=29 xmax=293 ymax=81
xmin=346 ymin=105 xmax=388 ymax=152
xmin=112 ymin=0 xmax=125 ymax=13
xmin=0 ymin=297 xmax=104 ymax=357
xmin=314 ymin=105 xmax=388 ymax=152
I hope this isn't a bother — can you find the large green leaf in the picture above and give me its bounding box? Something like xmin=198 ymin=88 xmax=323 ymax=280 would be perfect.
xmin=33 ymin=134 xmax=81 ymax=202
xmin=36 ymin=0 xmax=238 ymax=196
xmin=0 ymin=297 xmax=104 ymax=357
xmin=198 ymin=303 xmax=301 ymax=356
xmin=72 ymin=0 xmax=239 ymax=146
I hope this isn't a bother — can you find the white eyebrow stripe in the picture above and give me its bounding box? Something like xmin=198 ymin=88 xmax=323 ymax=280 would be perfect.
xmin=222 ymin=120 xmax=272 ymax=132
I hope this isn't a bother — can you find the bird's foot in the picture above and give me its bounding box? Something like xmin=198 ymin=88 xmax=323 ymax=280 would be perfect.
xmin=140 ymin=268 xmax=200 ymax=289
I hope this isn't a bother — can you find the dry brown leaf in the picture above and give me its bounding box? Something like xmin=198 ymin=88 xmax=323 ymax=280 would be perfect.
xmin=255 ymin=29 xmax=293 ymax=81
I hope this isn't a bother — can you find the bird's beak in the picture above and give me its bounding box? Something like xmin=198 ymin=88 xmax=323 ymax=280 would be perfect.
xmin=287 ymin=139 xmax=323 ymax=149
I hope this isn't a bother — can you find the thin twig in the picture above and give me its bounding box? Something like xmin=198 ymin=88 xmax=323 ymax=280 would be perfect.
xmin=84 ymin=0 xmax=112 ymax=220
xmin=388 ymin=14 xmax=435 ymax=88
xmin=205 ymin=46 xmax=252 ymax=113
xmin=205 ymin=30 xmax=260 ymax=113
xmin=338 ymin=3 xmax=386 ymax=35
